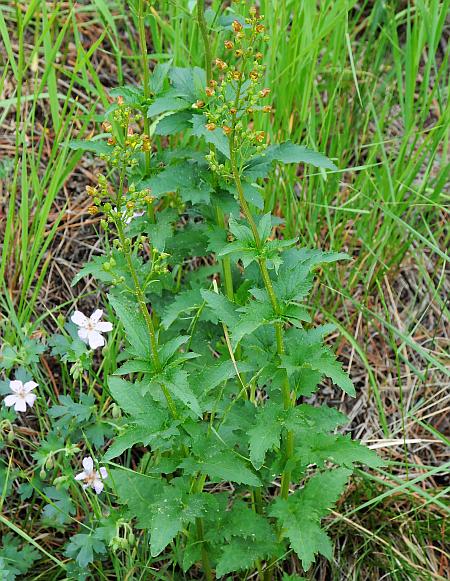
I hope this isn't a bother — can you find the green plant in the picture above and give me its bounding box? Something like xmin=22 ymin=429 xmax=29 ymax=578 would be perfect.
xmin=60 ymin=3 xmax=382 ymax=578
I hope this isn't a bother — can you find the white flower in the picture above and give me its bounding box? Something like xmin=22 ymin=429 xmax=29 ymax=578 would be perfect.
xmin=3 ymin=380 xmax=38 ymax=413
xmin=75 ymin=456 xmax=108 ymax=494
xmin=71 ymin=309 xmax=113 ymax=350
xmin=114 ymin=206 xmax=145 ymax=225
xmin=125 ymin=210 xmax=145 ymax=225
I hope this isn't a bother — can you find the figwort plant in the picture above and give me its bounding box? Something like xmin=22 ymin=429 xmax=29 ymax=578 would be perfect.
xmin=8 ymin=1 xmax=382 ymax=578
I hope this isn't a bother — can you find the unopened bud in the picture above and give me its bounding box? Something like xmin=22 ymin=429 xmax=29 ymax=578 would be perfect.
xmin=232 ymin=20 xmax=243 ymax=32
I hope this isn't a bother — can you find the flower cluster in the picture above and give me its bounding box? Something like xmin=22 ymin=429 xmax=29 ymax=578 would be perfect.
xmin=203 ymin=8 xmax=272 ymax=174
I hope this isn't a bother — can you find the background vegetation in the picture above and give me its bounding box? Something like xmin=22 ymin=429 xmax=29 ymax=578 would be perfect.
xmin=0 ymin=0 xmax=448 ymax=579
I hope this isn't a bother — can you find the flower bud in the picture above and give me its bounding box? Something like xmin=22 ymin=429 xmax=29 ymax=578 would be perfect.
xmin=232 ymin=20 xmax=243 ymax=32
xmin=255 ymin=131 xmax=265 ymax=143
xmin=222 ymin=125 xmax=232 ymax=136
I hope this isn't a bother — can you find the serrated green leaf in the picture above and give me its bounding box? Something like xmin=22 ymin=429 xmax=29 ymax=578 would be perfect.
xmin=68 ymin=139 xmax=111 ymax=154
xmin=64 ymin=534 xmax=106 ymax=568
xmin=200 ymin=289 xmax=238 ymax=327
xmin=248 ymin=403 xmax=284 ymax=469
xmin=258 ymin=141 xmax=337 ymax=170
xmin=147 ymin=95 xmax=189 ymax=117
xmin=270 ymin=468 xmax=351 ymax=570
xmin=294 ymin=432 xmax=383 ymax=469
xmin=161 ymin=289 xmax=203 ymax=329
xmin=163 ymin=368 xmax=202 ymax=417
xmin=109 ymin=292 xmax=150 ymax=359
xmin=140 ymin=161 xmax=212 ymax=204
xmin=281 ymin=329 xmax=356 ymax=397
xmin=190 ymin=114 xmax=230 ymax=158
xmin=154 ymin=111 xmax=193 ymax=135
xmin=108 ymin=376 xmax=157 ymax=416
xmin=285 ymin=404 xmax=347 ymax=433
xmin=180 ymin=450 xmax=261 ymax=486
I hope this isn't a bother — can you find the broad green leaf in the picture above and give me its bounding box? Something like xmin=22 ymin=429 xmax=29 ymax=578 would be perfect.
xmin=140 ymin=161 xmax=212 ymax=205
xmin=270 ymin=468 xmax=351 ymax=570
xmin=200 ymin=289 xmax=238 ymax=327
xmin=68 ymin=139 xmax=111 ymax=155
xmin=248 ymin=403 xmax=285 ymax=469
xmin=180 ymin=450 xmax=261 ymax=486
xmin=161 ymin=289 xmax=203 ymax=329
xmin=294 ymin=432 xmax=383 ymax=469
xmin=108 ymin=376 xmax=157 ymax=417
xmin=163 ymin=368 xmax=202 ymax=417
xmin=64 ymin=534 xmax=106 ymax=568
xmin=169 ymin=66 xmax=206 ymax=101
xmin=216 ymin=538 xmax=275 ymax=578
xmin=109 ymin=292 xmax=151 ymax=359
xmin=285 ymin=404 xmax=347 ymax=433
xmin=147 ymin=95 xmax=189 ymax=117
xmin=190 ymin=114 xmax=230 ymax=158
xmin=233 ymin=300 xmax=277 ymax=346
xmin=155 ymin=111 xmax=193 ymax=135
xmin=281 ymin=329 xmax=356 ymax=397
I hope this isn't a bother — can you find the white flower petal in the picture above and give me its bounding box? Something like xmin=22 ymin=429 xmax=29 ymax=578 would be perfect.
xmin=71 ymin=310 xmax=89 ymax=327
xmin=99 ymin=467 xmax=108 ymax=479
xmin=24 ymin=393 xmax=37 ymax=407
xmin=14 ymin=399 xmax=27 ymax=413
xmin=88 ymin=330 xmax=105 ymax=350
xmin=75 ymin=471 xmax=86 ymax=481
xmin=9 ymin=380 xmax=23 ymax=394
xmin=4 ymin=394 xmax=18 ymax=407
xmin=77 ymin=327 xmax=89 ymax=343
xmin=23 ymin=381 xmax=38 ymax=393
xmin=90 ymin=309 xmax=103 ymax=324
xmin=82 ymin=457 xmax=94 ymax=472
xmin=93 ymin=479 xmax=104 ymax=494
xmin=95 ymin=321 xmax=113 ymax=333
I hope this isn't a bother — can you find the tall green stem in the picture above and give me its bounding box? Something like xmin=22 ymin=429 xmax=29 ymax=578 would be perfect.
xmin=138 ymin=0 xmax=151 ymax=175
xmin=115 ymin=173 xmax=178 ymax=419
xmin=229 ymin=152 xmax=294 ymax=500
xmin=197 ymin=0 xmax=212 ymax=83
xmin=197 ymin=0 xmax=234 ymax=300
